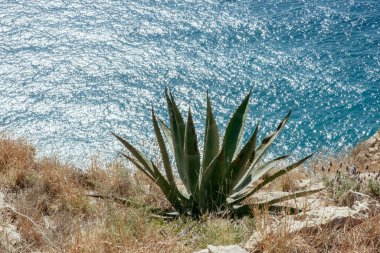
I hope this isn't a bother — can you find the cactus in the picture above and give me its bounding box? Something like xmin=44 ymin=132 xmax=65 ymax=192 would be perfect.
xmin=113 ymin=88 xmax=323 ymax=216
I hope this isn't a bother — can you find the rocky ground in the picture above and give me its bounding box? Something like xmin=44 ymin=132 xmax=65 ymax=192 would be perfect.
xmin=0 ymin=130 xmax=379 ymax=252
xmin=196 ymin=130 xmax=380 ymax=253
xmin=354 ymin=129 xmax=380 ymax=170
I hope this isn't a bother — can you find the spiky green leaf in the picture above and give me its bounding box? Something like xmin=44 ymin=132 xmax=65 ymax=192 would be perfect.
xmin=228 ymin=153 xmax=314 ymax=205
xmin=258 ymin=188 xmax=325 ymax=206
xmin=152 ymin=109 xmax=176 ymax=187
xmin=222 ymin=90 xmax=252 ymax=163
xmin=165 ymin=88 xmax=187 ymax=188
xmin=252 ymin=153 xmax=314 ymax=193
xmin=120 ymin=153 xmax=156 ymax=182
xmin=183 ymin=109 xmax=201 ymax=197
xmin=120 ymin=153 xmax=187 ymax=213
xmin=151 ymin=163 xmax=189 ymax=213
xmin=202 ymin=92 xmax=220 ymax=173
xmin=199 ymin=146 xmax=227 ymax=210
xmin=248 ymin=110 xmax=291 ymax=169
xmin=231 ymin=155 xmax=288 ymax=196
xmin=112 ymin=133 xmax=156 ymax=177
xmin=159 ymin=119 xmax=174 ymax=154
xmin=225 ymin=123 xmax=259 ymax=194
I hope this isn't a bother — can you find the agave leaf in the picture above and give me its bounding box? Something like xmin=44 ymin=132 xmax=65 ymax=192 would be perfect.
xmin=228 ymin=154 xmax=314 ymax=205
xmin=151 ymin=163 xmax=189 ymax=213
xmin=202 ymin=92 xmax=220 ymax=174
xmin=199 ymin=146 xmax=227 ymax=210
xmin=112 ymin=133 xmax=156 ymax=177
xmin=253 ymin=153 xmax=315 ymax=193
xmin=222 ymin=89 xmax=252 ymax=163
xmin=231 ymin=188 xmax=324 ymax=216
xmin=258 ymin=188 xmax=325 ymax=206
xmin=247 ymin=110 xmax=291 ymax=169
xmin=120 ymin=152 xmax=187 ymax=212
xmin=165 ymin=88 xmax=187 ymax=189
xmin=235 ymin=111 xmax=291 ymax=190
xmin=115 ymin=88 xmax=316 ymax=215
xmin=183 ymin=108 xmax=201 ymax=197
xmin=225 ymin=123 xmax=259 ymax=194
xmin=152 ymin=109 xmax=176 ymax=187
xmin=199 ymin=90 xmax=252 ymax=208
xmin=159 ymin=119 xmax=174 ymax=154
xmin=232 ymin=155 xmax=289 ymax=196
xmin=120 ymin=153 xmax=156 ymax=182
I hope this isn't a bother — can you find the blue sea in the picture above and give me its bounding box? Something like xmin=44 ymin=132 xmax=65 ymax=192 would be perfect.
xmin=0 ymin=0 xmax=379 ymax=167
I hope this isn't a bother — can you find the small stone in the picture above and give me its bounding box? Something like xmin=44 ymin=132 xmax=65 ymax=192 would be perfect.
xmin=208 ymin=245 xmax=248 ymax=253
xmin=0 ymin=192 xmax=4 ymax=208
xmin=0 ymin=224 xmax=22 ymax=246
xmin=193 ymin=249 xmax=209 ymax=253
xmin=194 ymin=245 xmax=249 ymax=253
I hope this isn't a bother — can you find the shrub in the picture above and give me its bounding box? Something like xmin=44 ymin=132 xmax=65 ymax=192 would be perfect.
xmin=114 ymin=89 xmax=323 ymax=216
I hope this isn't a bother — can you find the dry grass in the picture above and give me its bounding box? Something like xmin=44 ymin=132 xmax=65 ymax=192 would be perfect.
xmin=0 ymin=136 xmax=253 ymax=252
xmin=0 ymin=134 xmax=379 ymax=252
xmin=251 ymin=211 xmax=380 ymax=253
xmin=0 ymin=134 xmax=36 ymax=189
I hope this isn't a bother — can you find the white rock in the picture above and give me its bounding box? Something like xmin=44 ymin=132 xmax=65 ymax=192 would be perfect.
xmin=245 ymin=199 xmax=379 ymax=250
xmin=295 ymin=179 xmax=312 ymax=189
xmin=0 ymin=192 xmax=4 ymax=208
xmin=208 ymin=245 xmax=248 ymax=253
xmin=43 ymin=216 xmax=57 ymax=230
xmin=247 ymin=187 xmax=325 ymax=210
xmin=0 ymin=224 xmax=22 ymax=245
xmin=194 ymin=245 xmax=248 ymax=253
xmin=193 ymin=249 xmax=209 ymax=253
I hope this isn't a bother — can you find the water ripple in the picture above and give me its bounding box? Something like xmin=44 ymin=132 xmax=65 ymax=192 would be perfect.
xmin=0 ymin=0 xmax=379 ymax=167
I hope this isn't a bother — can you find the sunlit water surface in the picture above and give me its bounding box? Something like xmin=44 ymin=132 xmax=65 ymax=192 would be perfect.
xmin=0 ymin=0 xmax=379 ymax=167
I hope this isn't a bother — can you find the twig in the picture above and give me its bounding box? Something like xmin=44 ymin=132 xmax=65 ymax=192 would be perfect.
xmin=84 ymin=192 xmax=139 ymax=207
xmin=1 ymin=205 xmax=61 ymax=252
xmin=348 ymin=190 xmax=375 ymax=200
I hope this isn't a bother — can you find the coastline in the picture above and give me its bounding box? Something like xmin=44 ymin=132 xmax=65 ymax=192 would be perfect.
xmin=0 ymin=129 xmax=378 ymax=252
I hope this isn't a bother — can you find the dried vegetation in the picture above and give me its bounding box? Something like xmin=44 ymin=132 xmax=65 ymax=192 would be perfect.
xmin=0 ymin=133 xmax=379 ymax=252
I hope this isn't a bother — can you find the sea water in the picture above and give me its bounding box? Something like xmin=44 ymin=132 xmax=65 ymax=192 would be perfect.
xmin=0 ymin=0 xmax=379 ymax=167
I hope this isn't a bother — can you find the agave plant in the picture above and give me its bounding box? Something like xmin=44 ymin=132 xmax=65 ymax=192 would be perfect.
xmin=113 ymin=88 xmax=323 ymax=216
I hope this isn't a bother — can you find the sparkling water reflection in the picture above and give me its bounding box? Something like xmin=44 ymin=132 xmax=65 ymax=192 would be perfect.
xmin=0 ymin=0 xmax=379 ymax=167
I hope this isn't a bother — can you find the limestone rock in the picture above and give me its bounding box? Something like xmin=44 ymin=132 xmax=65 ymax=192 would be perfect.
xmin=194 ymin=245 xmax=248 ymax=253
xmin=193 ymin=249 xmax=209 ymax=253
xmin=245 ymin=199 xmax=380 ymax=250
xmin=0 ymin=224 xmax=21 ymax=245
xmin=248 ymin=186 xmax=325 ymax=210
xmin=0 ymin=192 xmax=23 ymax=252
xmin=295 ymin=179 xmax=312 ymax=189
xmin=356 ymin=129 xmax=380 ymax=169
xmin=0 ymin=224 xmax=22 ymax=252
xmin=365 ymin=130 xmax=380 ymax=146
xmin=0 ymin=192 xmax=4 ymax=208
